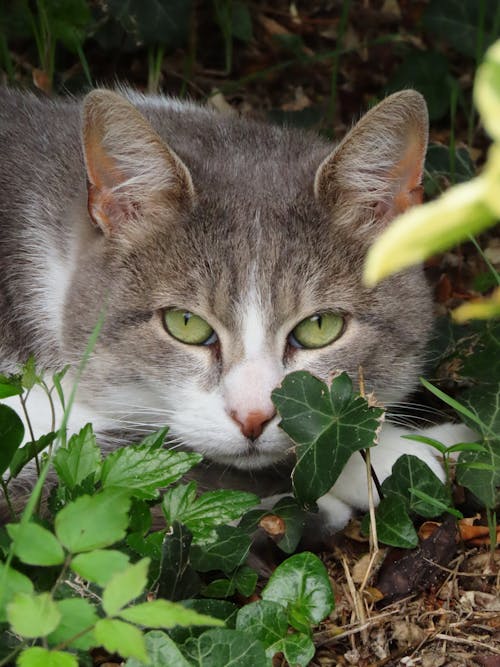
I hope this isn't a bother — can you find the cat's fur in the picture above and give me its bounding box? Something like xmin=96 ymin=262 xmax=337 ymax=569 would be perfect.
xmin=0 ymin=88 xmax=470 ymax=528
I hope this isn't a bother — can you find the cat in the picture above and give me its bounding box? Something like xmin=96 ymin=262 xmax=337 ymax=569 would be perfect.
xmin=0 ymin=87 xmax=472 ymax=528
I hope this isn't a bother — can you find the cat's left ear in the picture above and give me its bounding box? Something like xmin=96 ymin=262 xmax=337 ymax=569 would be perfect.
xmin=82 ymin=89 xmax=194 ymax=237
xmin=314 ymin=90 xmax=428 ymax=232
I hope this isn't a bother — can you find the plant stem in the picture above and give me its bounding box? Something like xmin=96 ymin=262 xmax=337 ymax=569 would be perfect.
xmin=19 ymin=391 xmax=38 ymax=475
xmin=468 ymin=235 xmax=500 ymax=286
xmin=0 ymin=478 xmax=16 ymax=520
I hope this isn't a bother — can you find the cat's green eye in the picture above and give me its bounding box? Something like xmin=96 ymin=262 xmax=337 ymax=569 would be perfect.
xmin=289 ymin=312 xmax=344 ymax=349
xmin=163 ymin=309 xmax=216 ymax=345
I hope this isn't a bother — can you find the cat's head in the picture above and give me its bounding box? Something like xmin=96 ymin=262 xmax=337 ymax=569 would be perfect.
xmin=64 ymin=89 xmax=431 ymax=470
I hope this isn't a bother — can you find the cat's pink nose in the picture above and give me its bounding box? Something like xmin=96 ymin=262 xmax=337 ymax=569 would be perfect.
xmin=230 ymin=409 xmax=276 ymax=441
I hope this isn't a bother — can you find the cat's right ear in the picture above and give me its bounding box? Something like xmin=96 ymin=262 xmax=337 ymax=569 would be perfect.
xmin=82 ymin=89 xmax=194 ymax=236
xmin=314 ymin=90 xmax=428 ymax=238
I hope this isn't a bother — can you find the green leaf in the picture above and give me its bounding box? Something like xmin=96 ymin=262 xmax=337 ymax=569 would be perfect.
xmin=55 ymin=488 xmax=131 ymax=553
xmin=262 ymin=552 xmax=334 ymax=633
xmin=236 ymin=600 xmax=288 ymax=648
xmin=0 ymin=373 xmax=22 ymax=399
xmin=7 ymin=592 xmax=61 ymax=638
xmin=182 ymin=628 xmax=268 ymax=667
xmin=102 ymin=557 xmax=150 ymax=616
xmin=7 ymin=522 xmax=65 ymax=566
xmin=363 ymin=495 xmax=418 ymax=548
xmin=457 ymin=447 xmax=500 ymax=508
xmin=71 ymin=549 xmax=130 ymax=586
xmin=476 ymin=40 xmax=500 ymax=142
xmin=232 ymin=1 xmax=252 ymax=42
xmin=53 ymin=424 xmax=101 ymax=490
xmin=269 ymin=633 xmax=315 ymax=666
xmin=272 ymin=496 xmax=307 ymax=554
xmin=163 ymin=486 xmax=259 ymax=540
xmin=272 ymin=371 xmax=383 ymax=508
xmin=128 ymin=530 xmax=164 ymax=560
xmin=106 ymin=0 xmax=192 ymax=47
xmin=0 ymin=403 xmax=25 ymax=476
xmin=423 ymin=0 xmax=499 ymax=59
xmin=17 ymin=647 xmax=78 ymax=667
xmin=381 ymin=454 xmax=452 ymax=518
xmin=168 ymin=599 xmax=238 ymax=645
xmin=9 ymin=432 xmax=57 ymax=478
xmin=94 ymin=618 xmax=148 ymax=662
xmin=157 ymin=522 xmax=200 ymax=601
xmin=0 ymin=561 xmax=34 ymax=622
xmin=21 ymin=356 xmax=39 ymax=390
xmin=124 ymin=630 xmax=193 ymax=667
xmin=47 ymin=598 xmax=98 ymax=651
xmin=190 ymin=525 xmax=251 ymax=574
xmin=233 ymin=565 xmax=258 ymax=597
xmin=119 ymin=598 xmax=224 ymax=628
xmin=101 ymin=444 xmax=201 ymax=499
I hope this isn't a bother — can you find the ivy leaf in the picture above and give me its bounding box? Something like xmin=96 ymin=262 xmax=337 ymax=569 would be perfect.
xmin=0 ymin=403 xmax=25 ymax=476
xmin=53 ymin=424 xmax=101 ymax=490
xmin=201 ymin=566 xmax=257 ymax=599
xmin=168 ymin=599 xmax=238 ymax=646
xmin=271 ymin=496 xmax=307 ymax=554
xmin=102 ymin=558 xmax=150 ymax=616
xmin=262 ymin=552 xmax=334 ymax=633
xmin=272 ymin=371 xmax=383 ymax=508
xmin=362 ymin=495 xmax=418 ymax=548
xmin=124 ymin=630 xmax=193 ymax=667
xmin=119 ymin=598 xmax=224 ymax=628
xmin=55 ymin=488 xmax=131 ymax=553
xmin=47 ymin=598 xmax=98 ymax=651
xmin=71 ymin=549 xmax=130 ymax=586
xmin=157 ymin=522 xmax=200 ymax=601
xmin=0 ymin=561 xmax=34 ymax=622
xmin=190 ymin=526 xmax=251 ymax=574
xmin=457 ymin=448 xmax=500 ymax=508
xmin=9 ymin=432 xmax=57 ymax=478
xmin=381 ymin=455 xmax=453 ymax=518
xmin=17 ymin=647 xmax=78 ymax=667
xmin=236 ymin=600 xmax=288 ymax=648
xmin=7 ymin=522 xmax=65 ymax=566
xmin=182 ymin=628 xmax=268 ymax=667
xmin=101 ymin=444 xmax=201 ymax=499
xmin=269 ymin=633 xmax=315 ymax=667
xmin=94 ymin=618 xmax=148 ymax=663
xmin=7 ymin=592 xmax=61 ymax=638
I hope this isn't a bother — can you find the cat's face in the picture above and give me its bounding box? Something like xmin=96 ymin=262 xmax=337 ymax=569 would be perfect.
xmin=63 ymin=89 xmax=432 ymax=470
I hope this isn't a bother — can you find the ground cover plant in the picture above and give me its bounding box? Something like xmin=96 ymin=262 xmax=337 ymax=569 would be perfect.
xmin=1 ymin=1 xmax=499 ymax=665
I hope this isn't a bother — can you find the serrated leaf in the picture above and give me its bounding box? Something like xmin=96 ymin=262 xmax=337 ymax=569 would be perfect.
xmin=53 ymin=424 xmax=101 ymax=490
xmin=190 ymin=525 xmax=251 ymax=574
xmin=119 ymin=598 xmax=224 ymax=628
xmin=102 ymin=557 xmax=150 ymax=616
xmin=124 ymin=630 xmax=193 ymax=667
xmin=0 ymin=561 xmax=34 ymax=622
xmin=94 ymin=618 xmax=148 ymax=662
xmin=9 ymin=432 xmax=57 ymax=478
xmin=182 ymin=628 xmax=268 ymax=667
xmin=363 ymin=495 xmax=418 ymax=548
xmin=157 ymin=522 xmax=200 ymax=601
xmin=0 ymin=403 xmax=25 ymax=476
xmin=47 ymin=598 xmax=98 ymax=651
xmin=272 ymin=371 xmax=383 ymax=508
xmin=269 ymin=632 xmax=315 ymax=666
xmin=381 ymin=454 xmax=452 ymax=518
xmin=7 ymin=592 xmax=61 ymax=638
xmin=101 ymin=444 xmax=201 ymax=499
xmin=236 ymin=600 xmax=288 ymax=648
xmin=55 ymin=488 xmax=131 ymax=553
xmin=17 ymin=647 xmax=78 ymax=667
xmin=262 ymin=552 xmax=334 ymax=633
xmin=164 ymin=487 xmax=259 ymax=540
xmin=7 ymin=522 xmax=65 ymax=566
xmin=71 ymin=549 xmax=130 ymax=586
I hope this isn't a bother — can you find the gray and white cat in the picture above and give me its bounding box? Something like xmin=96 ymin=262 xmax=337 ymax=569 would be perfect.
xmin=0 ymin=87 xmax=470 ymax=528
